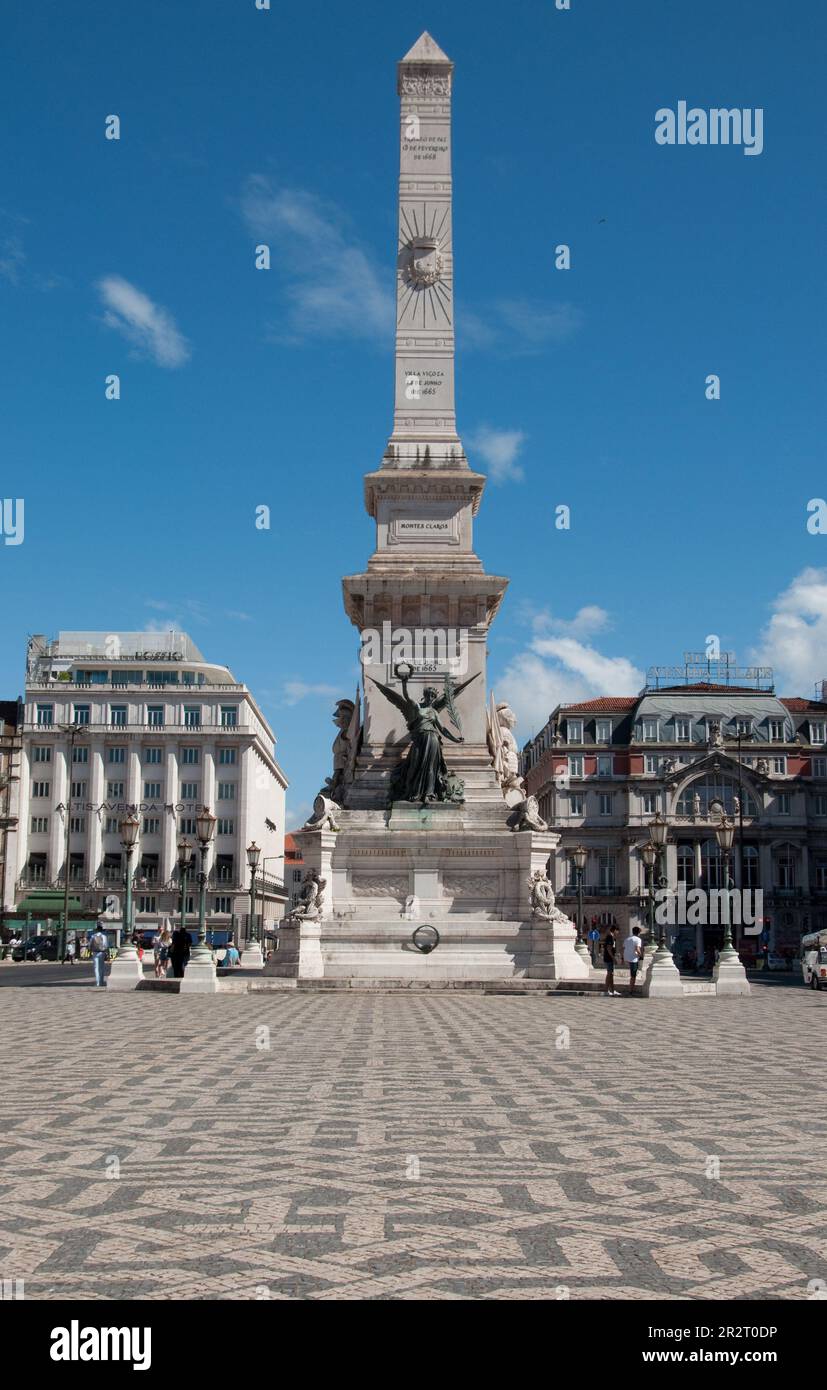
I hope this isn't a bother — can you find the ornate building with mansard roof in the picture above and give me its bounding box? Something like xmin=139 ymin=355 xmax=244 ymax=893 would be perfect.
xmin=521 ymin=666 xmax=827 ymax=963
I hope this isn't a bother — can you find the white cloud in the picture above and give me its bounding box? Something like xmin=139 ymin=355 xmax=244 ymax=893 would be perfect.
xmin=97 ymin=275 xmax=190 ymax=367
xmin=281 ymin=680 xmax=340 ymax=706
xmin=498 ymin=617 xmax=643 ymax=738
xmin=530 ymin=605 xmax=611 ymax=638
xmin=0 ymin=236 xmax=25 ymax=285
xmin=467 ymin=425 xmax=526 ymax=484
xmin=240 ymin=177 xmax=394 ymax=343
xmin=285 ymin=801 xmax=314 ymax=832
xmin=750 ymin=567 xmax=827 ymax=695
xmin=459 ymin=298 xmax=582 ymax=356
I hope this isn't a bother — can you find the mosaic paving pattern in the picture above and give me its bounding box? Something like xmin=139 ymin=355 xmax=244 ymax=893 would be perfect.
xmin=0 ymin=984 xmax=825 ymax=1300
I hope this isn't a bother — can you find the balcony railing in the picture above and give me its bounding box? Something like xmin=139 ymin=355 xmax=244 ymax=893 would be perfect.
xmin=23 ymin=721 xmax=249 ymax=735
xmin=559 ymin=883 xmax=621 ymax=897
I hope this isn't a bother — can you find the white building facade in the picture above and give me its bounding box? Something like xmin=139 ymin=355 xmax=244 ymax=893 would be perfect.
xmin=12 ymin=632 xmax=288 ymax=942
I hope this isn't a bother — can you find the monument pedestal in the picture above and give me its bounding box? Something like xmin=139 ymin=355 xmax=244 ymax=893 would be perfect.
xmin=280 ymin=817 xmax=588 ymax=983
xmin=713 ymin=949 xmax=751 ymax=997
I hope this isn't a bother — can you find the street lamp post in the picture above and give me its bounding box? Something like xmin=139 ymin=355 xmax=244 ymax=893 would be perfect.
xmin=107 ymin=808 xmax=144 ymax=991
xmin=192 ymin=807 xmax=217 ymax=964
xmin=711 ymin=813 xmax=750 ymax=995
xmin=243 ymin=840 xmax=265 ymax=969
xmin=177 ymin=836 xmax=193 ymax=944
xmin=640 ymin=811 xmax=683 ymax=998
xmin=57 ymin=723 xmax=87 ymax=962
xmin=571 ymin=845 xmax=590 ymax=962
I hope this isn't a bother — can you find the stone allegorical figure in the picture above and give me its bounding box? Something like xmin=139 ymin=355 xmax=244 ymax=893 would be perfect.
xmin=507 ymin=795 xmax=548 ymax=832
xmin=288 ymin=870 xmax=326 ymax=923
xmin=322 ymin=695 xmax=361 ymax=804
xmin=529 ymin=868 xmax=575 ymax=927
xmin=302 ymin=794 xmax=340 ymax=832
xmin=369 ymin=669 xmax=477 ymax=804
xmin=487 ymin=695 xmax=526 ymax=805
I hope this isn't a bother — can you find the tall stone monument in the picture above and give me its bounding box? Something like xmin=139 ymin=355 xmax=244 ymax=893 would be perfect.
xmin=272 ymin=34 xmax=587 ymax=982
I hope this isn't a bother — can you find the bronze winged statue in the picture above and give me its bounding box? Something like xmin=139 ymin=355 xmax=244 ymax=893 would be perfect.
xmin=369 ymin=668 xmax=478 ymax=805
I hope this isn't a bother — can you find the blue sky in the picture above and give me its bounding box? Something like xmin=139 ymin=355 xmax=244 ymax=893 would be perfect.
xmin=2 ymin=0 xmax=827 ymax=826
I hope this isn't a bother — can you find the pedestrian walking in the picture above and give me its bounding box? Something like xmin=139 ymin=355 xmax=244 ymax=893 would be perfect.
xmin=63 ymin=938 xmax=76 ymax=965
xmin=169 ymin=924 xmax=191 ymax=978
xmin=89 ymin=923 xmax=109 ymax=988
xmin=603 ymin=926 xmax=619 ymax=995
xmin=588 ymin=924 xmax=600 ymax=967
xmin=623 ymin=927 xmax=644 ymax=995
xmin=154 ymin=922 xmax=172 ymax=979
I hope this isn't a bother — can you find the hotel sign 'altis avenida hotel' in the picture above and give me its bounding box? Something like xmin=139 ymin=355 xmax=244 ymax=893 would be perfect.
xmin=10 ymin=632 xmax=288 ymax=942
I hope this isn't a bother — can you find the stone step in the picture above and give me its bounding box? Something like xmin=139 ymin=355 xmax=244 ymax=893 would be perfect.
xmin=136 ymin=978 xmax=181 ymax=993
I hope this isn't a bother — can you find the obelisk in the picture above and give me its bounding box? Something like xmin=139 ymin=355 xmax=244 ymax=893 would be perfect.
xmin=343 ymin=32 xmax=509 ymax=803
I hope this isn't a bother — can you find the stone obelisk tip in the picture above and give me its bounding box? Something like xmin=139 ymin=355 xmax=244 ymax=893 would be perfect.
xmin=399 ymin=31 xmax=453 ymax=66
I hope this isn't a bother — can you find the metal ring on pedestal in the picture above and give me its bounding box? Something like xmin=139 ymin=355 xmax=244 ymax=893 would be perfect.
xmin=412 ymin=925 xmax=440 ymax=954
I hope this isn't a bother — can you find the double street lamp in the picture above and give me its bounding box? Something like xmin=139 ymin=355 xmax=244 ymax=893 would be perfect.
xmin=247 ymin=841 xmax=262 ymax=946
xmin=640 ymin=811 xmax=669 ymax=952
xmin=119 ymin=809 xmax=140 ymax=943
xmin=177 ymin=836 xmax=194 ymax=953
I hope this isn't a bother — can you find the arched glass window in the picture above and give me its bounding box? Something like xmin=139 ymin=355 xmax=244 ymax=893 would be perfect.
xmin=676 ymin=775 xmax=756 ymax=818
xmin=741 ymin=844 xmax=759 ymax=888
xmin=701 ymin=839 xmax=724 ymax=888
xmin=677 ymin=843 xmax=695 ymax=886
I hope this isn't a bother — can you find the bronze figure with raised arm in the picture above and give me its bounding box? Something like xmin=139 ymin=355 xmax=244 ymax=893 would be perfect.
xmin=369 ymin=666 xmax=478 ymax=805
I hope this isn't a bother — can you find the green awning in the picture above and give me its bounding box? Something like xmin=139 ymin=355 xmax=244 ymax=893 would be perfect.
xmin=14 ymin=893 xmax=83 ymax=914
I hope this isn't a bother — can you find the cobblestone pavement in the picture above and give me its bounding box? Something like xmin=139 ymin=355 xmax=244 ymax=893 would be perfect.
xmin=0 ymin=982 xmax=825 ymax=1301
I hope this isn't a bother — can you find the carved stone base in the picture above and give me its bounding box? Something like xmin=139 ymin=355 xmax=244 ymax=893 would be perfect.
xmin=712 ymin=951 xmax=751 ymax=997
xmin=242 ymin=943 xmax=264 ymax=971
xmin=107 ymin=953 xmax=144 ymax=992
xmin=179 ymin=959 xmax=219 ymax=994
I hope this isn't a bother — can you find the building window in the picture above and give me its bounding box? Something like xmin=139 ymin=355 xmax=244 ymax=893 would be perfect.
xmin=32 ymin=745 xmax=52 ymax=763
xmin=641 ymin=792 xmax=657 ymax=815
xmin=218 ymin=748 xmax=237 ymax=765
xmin=674 ymin=718 xmax=691 ymax=742
xmin=69 ymin=853 xmax=85 ymax=883
xmin=180 ymin=782 xmax=198 ymax=801
xmin=810 ymin=721 xmax=826 ymax=744
xmin=104 ymin=817 xmax=118 ymax=834
xmin=32 ymin=781 xmax=50 ymax=798
xmin=143 ymin=781 xmax=161 ymax=799
xmin=110 ymin=705 xmax=127 ymax=727
xmin=642 ymin=719 xmax=659 ymax=741
xmin=815 ymin=795 xmax=827 ymax=817
xmin=567 ymin=795 xmax=584 ymax=818
xmin=776 ymin=852 xmax=795 ymax=887
xmin=597 ymin=854 xmax=615 ymax=889
xmin=102 ymin=852 xmax=122 ymax=883
xmin=28 ymin=853 xmax=47 ymax=882
xmin=565 ymin=719 xmax=583 ymax=744
xmin=180 ymin=817 xmax=197 ymax=835
xmin=777 ymin=793 xmax=791 ymax=815
xmin=73 ymin=704 xmax=90 ymax=725
xmin=213 ymin=896 xmax=232 ymax=914
xmin=772 ymin=756 xmax=787 ymax=775
xmin=701 ymin=840 xmax=724 ymax=889
xmin=183 ymin=706 xmax=201 ymax=728
xmin=107 ymin=747 xmax=126 ymax=764
xmin=644 ymin=755 xmax=660 ymax=774
xmin=106 ymin=781 xmax=125 ymax=799
xmin=734 ymin=718 xmax=752 ymax=737
xmin=768 ymin=719 xmax=785 ymax=740
xmin=597 ymin=754 xmax=612 ymax=777
xmin=214 ymin=854 xmax=234 ymax=883
xmin=142 ymin=817 xmax=161 ymax=835
xmin=676 ymin=844 xmax=695 ymax=886
xmin=815 ymin=861 xmax=827 ymax=891
xmin=30 ymin=816 xmax=49 ymax=834
xmin=70 ymin=780 xmax=87 ymax=799
xmin=181 ymin=747 xmax=199 ymax=765
xmin=36 ymin=704 xmax=54 ymax=726
xmin=72 ymin=745 xmax=88 ymax=764
xmin=147 ymin=705 xmax=165 ymax=728
xmin=76 ymin=669 xmax=109 ymax=685
xmin=139 ymin=854 xmax=159 ymax=884
xmin=185 ymin=895 xmax=196 ymax=914
xmin=69 ymin=816 xmax=85 ymax=834
xmin=217 ymin=782 xmax=236 ymax=800
xmin=112 ymin=670 xmax=142 ymax=686
xmin=595 ymin=719 xmax=612 ymax=744
xmin=741 ymin=845 xmax=759 ymax=888
xmin=812 ymin=757 xmax=827 ymax=778
xmin=220 ymin=706 xmax=237 ymax=728
xmin=144 ymin=746 xmax=162 ymax=764
xmin=677 ymin=776 xmax=756 ymax=818
xmin=599 ymin=793 xmax=613 ymax=816
xmin=137 ymin=895 xmax=157 ymax=914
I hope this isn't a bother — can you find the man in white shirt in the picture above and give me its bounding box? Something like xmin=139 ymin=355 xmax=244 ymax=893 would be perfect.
xmin=623 ymin=929 xmax=643 ymax=994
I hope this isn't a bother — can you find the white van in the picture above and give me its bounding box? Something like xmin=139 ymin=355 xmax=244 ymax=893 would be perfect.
xmin=800 ymin=931 xmax=827 ymax=990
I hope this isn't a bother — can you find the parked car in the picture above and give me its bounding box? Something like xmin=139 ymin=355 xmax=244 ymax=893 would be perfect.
xmin=11 ymin=934 xmax=59 ymax=962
